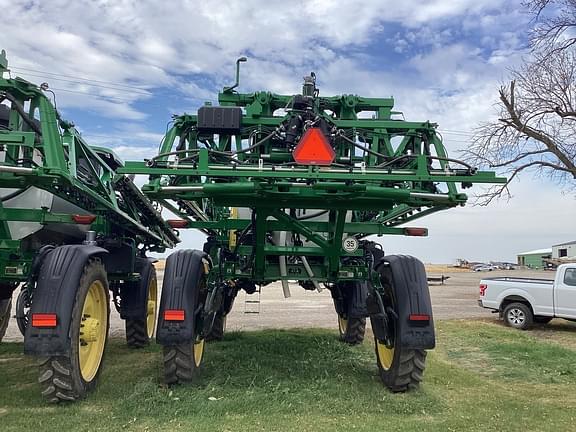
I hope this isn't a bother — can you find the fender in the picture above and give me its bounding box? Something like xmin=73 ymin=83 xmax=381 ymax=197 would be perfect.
xmin=24 ymin=244 xmax=108 ymax=356
xmin=373 ymin=255 xmax=435 ymax=350
xmin=495 ymin=289 xmax=537 ymax=313
xmin=332 ymin=281 xmax=368 ymax=318
xmin=156 ymin=249 xmax=207 ymax=346
xmin=119 ymin=257 xmax=156 ymax=320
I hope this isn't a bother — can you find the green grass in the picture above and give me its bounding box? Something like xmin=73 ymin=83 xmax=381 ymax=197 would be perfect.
xmin=1 ymin=320 xmax=576 ymax=431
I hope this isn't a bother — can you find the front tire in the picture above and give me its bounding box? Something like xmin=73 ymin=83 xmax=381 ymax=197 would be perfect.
xmin=38 ymin=259 xmax=109 ymax=403
xmin=503 ymin=302 xmax=533 ymax=330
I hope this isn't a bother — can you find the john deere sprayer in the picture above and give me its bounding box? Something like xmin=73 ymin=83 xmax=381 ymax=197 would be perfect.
xmin=0 ymin=50 xmax=177 ymax=402
xmin=121 ymin=58 xmax=506 ymax=391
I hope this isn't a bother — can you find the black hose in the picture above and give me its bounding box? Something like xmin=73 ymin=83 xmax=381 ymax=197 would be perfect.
xmin=1 ymin=93 xmax=42 ymax=136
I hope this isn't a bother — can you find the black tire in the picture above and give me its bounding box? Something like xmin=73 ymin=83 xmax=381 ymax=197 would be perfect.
xmin=534 ymin=316 xmax=553 ymax=324
xmin=159 ymin=250 xmax=208 ymax=385
xmin=372 ymin=256 xmax=431 ymax=392
xmin=206 ymin=313 xmax=226 ymax=342
xmin=38 ymin=259 xmax=110 ymax=403
xmin=125 ymin=262 xmax=157 ymax=348
xmin=164 ymin=340 xmax=205 ymax=385
xmin=338 ymin=316 xmax=366 ymax=345
xmin=375 ymin=344 xmax=426 ymax=392
xmin=0 ymin=298 xmax=11 ymax=342
xmin=503 ymin=302 xmax=533 ymax=330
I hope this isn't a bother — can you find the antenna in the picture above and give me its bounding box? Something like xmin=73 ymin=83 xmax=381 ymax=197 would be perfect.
xmin=223 ymin=56 xmax=247 ymax=93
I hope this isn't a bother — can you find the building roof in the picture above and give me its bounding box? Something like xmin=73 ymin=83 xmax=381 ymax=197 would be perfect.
xmin=552 ymin=240 xmax=576 ymax=247
xmin=517 ymin=248 xmax=552 ymax=256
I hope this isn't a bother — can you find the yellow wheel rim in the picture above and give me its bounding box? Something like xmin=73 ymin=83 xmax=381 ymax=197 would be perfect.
xmin=376 ymin=341 xmax=395 ymax=370
xmin=193 ymin=338 xmax=205 ymax=367
xmin=146 ymin=275 xmax=157 ymax=338
xmin=79 ymin=280 xmax=108 ymax=382
xmin=338 ymin=317 xmax=348 ymax=335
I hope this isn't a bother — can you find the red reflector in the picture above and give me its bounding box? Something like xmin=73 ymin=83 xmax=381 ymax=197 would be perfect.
xmin=167 ymin=219 xmax=189 ymax=229
xmin=32 ymin=313 xmax=57 ymax=328
xmin=479 ymin=284 xmax=487 ymax=296
xmin=409 ymin=314 xmax=430 ymax=321
xmin=164 ymin=309 xmax=185 ymax=321
xmin=404 ymin=227 xmax=428 ymax=237
xmin=72 ymin=214 xmax=96 ymax=225
xmin=292 ymin=128 xmax=335 ymax=166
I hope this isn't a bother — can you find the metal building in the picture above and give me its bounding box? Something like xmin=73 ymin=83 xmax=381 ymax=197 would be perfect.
xmin=517 ymin=248 xmax=552 ymax=269
xmin=552 ymin=241 xmax=576 ymax=259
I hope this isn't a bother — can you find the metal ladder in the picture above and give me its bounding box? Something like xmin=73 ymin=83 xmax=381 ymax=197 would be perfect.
xmin=244 ymin=285 xmax=261 ymax=314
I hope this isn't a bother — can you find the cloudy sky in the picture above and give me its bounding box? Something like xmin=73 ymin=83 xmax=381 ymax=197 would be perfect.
xmin=1 ymin=0 xmax=574 ymax=263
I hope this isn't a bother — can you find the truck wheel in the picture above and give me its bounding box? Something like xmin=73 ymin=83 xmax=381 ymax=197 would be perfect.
xmin=503 ymin=302 xmax=533 ymax=330
xmin=206 ymin=313 xmax=226 ymax=342
xmin=338 ymin=316 xmax=366 ymax=345
xmin=125 ymin=262 xmax=157 ymax=348
xmin=0 ymin=298 xmax=11 ymax=342
xmin=38 ymin=259 xmax=109 ymax=402
xmin=534 ymin=316 xmax=553 ymax=324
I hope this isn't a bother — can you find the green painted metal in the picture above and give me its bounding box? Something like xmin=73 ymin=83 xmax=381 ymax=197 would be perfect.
xmin=119 ymin=61 xmax=506 ymax=290
xmin=0 ymin=50 xmax=177 ymax=284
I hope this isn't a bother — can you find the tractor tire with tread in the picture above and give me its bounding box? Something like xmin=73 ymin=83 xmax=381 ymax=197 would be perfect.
xmin=125 ymin=261 xmax=157 ymax=348
xmin=38 ymin=259 xmax=109 ymax=403
xmin=376 ymin=345 xmax=426 ymax=392
xmin=338 ymin=316 xmax=366 ymax=345
xmin=164 ymin=343 xmax=201 ymax=384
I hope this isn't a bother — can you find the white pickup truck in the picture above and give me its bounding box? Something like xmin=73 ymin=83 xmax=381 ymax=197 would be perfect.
xmin=478 ymin=263 xmax=576 ymax=329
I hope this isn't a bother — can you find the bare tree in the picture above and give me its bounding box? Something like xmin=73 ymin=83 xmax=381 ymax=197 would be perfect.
xmin=465 ymin=2 xmax=576 ymax=204
xmin=465 ymin=49 xmax=576 ymax=203
xmin=525 ymin=0 xmax=576 ymax=53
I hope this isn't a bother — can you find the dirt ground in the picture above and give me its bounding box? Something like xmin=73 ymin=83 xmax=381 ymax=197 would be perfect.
xmin=2 ymin=268 xmax=552 ymax=342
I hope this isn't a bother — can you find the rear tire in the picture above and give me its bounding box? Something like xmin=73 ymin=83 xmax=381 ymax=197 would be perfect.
xmin=0 ymin=298 xmax=11 ymax=342
xmin=125 ymin=261 xmax=157 ymax=348
xmin=38 ymin=259 xmax=109 ymax=403
xmin=206 ymin=313 xmax=226 ymax=342
xmin=503 ymin=302 xmax=533 ymax=330
xmin=338 ymin=316 xmax=366 ymax=345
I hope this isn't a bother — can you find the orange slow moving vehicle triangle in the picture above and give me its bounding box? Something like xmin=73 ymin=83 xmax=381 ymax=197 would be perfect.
xmin=292 ymin=128 xmax=335 ymax=165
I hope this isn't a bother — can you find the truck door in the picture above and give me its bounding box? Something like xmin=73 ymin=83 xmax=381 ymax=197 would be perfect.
xmin=553 ymin=267 xmax=576 ymax=318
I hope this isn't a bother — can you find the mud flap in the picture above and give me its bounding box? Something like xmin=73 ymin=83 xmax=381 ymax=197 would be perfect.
xmin=23 ymin=245 xmax=108 ymax=356
xmin=156 ymin=249 xmax=207 ymax=346
xmin=119 ymin=257 xmax=156 ymax=320
xmin=370 ymin=255 xmax=435 ymax=349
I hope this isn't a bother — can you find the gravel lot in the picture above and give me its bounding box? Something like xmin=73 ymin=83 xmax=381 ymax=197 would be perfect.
xmin=2 ymin=268 xmax=551 ymax=342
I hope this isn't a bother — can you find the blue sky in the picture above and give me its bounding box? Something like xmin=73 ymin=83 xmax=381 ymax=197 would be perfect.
xmin=1 ymin=0 xmax=574 ymax=262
